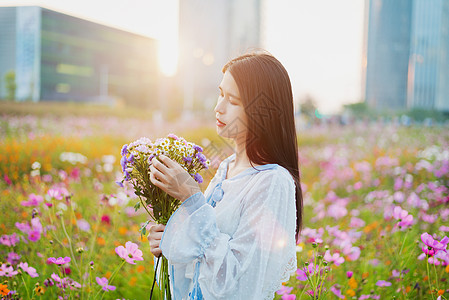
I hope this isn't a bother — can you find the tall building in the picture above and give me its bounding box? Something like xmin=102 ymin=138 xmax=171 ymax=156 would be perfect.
xmin=364 ymin=0 xmax=449 ymax=112
xmin=0 ymin=6 xmax=159 ymax=108
xmin=177 ymin=0 xmax=263 ymax=115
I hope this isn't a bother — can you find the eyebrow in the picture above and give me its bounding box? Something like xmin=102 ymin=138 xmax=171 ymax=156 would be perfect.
xmin=219 ymin=86 xmax=241 ymax=100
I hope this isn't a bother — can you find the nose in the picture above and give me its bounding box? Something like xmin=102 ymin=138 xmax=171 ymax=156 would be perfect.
xmin=214 ymin=96 xmax=225 ymax=114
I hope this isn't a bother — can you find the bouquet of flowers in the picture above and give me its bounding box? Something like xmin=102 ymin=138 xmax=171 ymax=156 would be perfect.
xmin=117 ymin=133 xmax=209 ymax=299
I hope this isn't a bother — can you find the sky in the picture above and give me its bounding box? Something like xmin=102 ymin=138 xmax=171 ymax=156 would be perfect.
xmin=0 ymin=0 xmax=365 ymax=114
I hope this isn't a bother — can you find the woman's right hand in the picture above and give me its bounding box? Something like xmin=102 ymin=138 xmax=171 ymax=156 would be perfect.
xmin=148 ymin=224 xmax=166 ymax=257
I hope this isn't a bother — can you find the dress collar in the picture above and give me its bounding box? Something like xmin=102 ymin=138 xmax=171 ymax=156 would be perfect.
xmin=220 ymin=153 xmax=278 ymax=182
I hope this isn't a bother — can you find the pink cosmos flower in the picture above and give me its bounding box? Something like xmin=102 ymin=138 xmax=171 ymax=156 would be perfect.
xmin=96 ymin=277 xmax=116 ymax=291
xmin=392 ymin=206 xmax=414 ymax=228
xmin=421 ymin=233 xmax=449 ymax=250
xmin=347 ymin=271 xmax=353 ymax=278
xmin=0 ymin=263 xmax=18 ymax=277
xmin=47 ymin=188 xmax=64 ymax=200
xmin=343 ymin=245 xmax=361 ymax=261
xmin=330 ymin=285 xmax=344 ymax=299
xmin=282 ymin=294 xmax=296 ymax=300
xmin=47 ymin=256 xmax=71 ymax=265
xmin=359 ymin=295 xmax=371 ymax=300
xmin=21 ymin=194 xmax=44 ymax=207
xmin=0 ymin=233 xmax=20 ymax=247
xmin=392 ymin=269 xmax=400 ymax=277
xmin=28 ymin=230 xmax=41 ymax=242
xmin=7 ymin=252 xmax=21 ymax=264
xmin=376 ymin=280 xmax=392 ymax=287
xmin=115 ymin=241 xmax=144 ymax=264
xmin=18 ymin=262 xmax=39 ymax=278
xmin=324 ymin=250 xmax=345 ymax=266
xmin=276 ymin=286 xmax=293 ymax=295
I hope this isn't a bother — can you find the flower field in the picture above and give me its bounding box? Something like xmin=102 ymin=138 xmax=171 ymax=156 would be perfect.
xmin=0 ymin=108 xmax=448 ymax=299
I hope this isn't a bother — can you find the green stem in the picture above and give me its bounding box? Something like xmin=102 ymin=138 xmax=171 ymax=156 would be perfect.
xmin=426 ymin=261 xmax=436 ymax=300
xmin=398 ymin=230 xmax=408 ymax=256
xmin=95 ymin=260 xmax=126 ymax=300
xmin=60 ymin=216 xmax=79 ymax=271
xmin=20 ymin=275 xmax=31 ymax=300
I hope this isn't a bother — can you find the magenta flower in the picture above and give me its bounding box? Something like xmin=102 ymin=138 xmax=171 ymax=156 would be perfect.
xmin=47 ymin=256 xmax=71 ymax=265
xmin=376 ymin=280 xmax=392 ymax=287
xmin=421 ymin=233 xmax=449 ymax=250
xmin=281 ymin=294 xmax=296 ymax=300
xmin=28 ymin=230 xmax=41 ymax=242
xmin=115 ymin=241 xmax=144 ymax=264
xmin=392 ymin=206 xmax=413 ymax=228
xmin=347 ymin=271 xmax=353 ymax=278
xmin=18 ymin=262 xmax=39 ymax=278
xmin=96 ymin=277 xmax=116 ymax=291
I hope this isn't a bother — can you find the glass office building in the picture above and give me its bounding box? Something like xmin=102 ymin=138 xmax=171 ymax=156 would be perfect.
xmin=0 ymin=6 xmax=159 ymax=108
xmin=364 ymin=0 xmax=449 ymax=112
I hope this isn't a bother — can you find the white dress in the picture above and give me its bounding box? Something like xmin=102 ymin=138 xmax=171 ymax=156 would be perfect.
xmin=159 ymin=153 xmax=297 ymax=300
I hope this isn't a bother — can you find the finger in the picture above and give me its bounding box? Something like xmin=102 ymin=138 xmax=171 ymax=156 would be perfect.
xmin=149 ymin=164 xmax=167 ymax=183
xmin=153 ymin=156 xmax=172 ymax=171
xmin=149 ymin=171 xmax=164 ymax=188
xmin=158 ymin=155 xmax=177 ymax=168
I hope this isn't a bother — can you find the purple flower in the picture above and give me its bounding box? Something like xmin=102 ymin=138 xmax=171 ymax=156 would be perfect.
xmin=193 ymin=173 xmax=203 ymax=183
xmin=18 ymin=262 xmax=39 ymax=278
xmin=282 ymin=294 xmax=296 ymax=300
xmin=195 ymin=152 xmax=206 ymax=163
xmin=193 ymin=145 xmax=203 ymax=152
xmin=96 ymin=277 xmax=116 ymax=291
xmin=115 ymin=181 xmax=124 ymax=188
xmin=376 ymin=280 xmax=392 ymax=287
xmin=347 ymin=271 xmax=353 ymax=278
xmin=121 ymin=144 xmax=128 ymax=156
xmin=47 ymin=256 xmax=71 ymax=265
xmin=183 ymin=156 xmax=193 ymax=164
xmin=120 ymin=156 xmax=127 ymax=172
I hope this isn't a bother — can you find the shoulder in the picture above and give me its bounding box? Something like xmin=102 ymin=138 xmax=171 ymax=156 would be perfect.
xmin=254 ymin=165 xmax=294 ymax=184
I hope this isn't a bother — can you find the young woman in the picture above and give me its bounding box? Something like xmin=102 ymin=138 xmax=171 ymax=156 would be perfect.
xmin=148 ymin=52 xmax=303 ymax=299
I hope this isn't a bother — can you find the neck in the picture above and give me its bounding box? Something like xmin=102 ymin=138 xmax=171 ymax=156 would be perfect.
xmin=233 ymin=136 xmax=250 ymax=168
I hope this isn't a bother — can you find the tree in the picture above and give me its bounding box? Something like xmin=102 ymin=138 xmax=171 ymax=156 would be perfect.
xmin=300 ymin=94 xmax=318 ymax=118
xmin=4 ymin=70 xmax=16 ymax=101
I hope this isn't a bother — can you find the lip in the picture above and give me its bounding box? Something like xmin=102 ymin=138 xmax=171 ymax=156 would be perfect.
xmin=216 ymin=119 xmax=226 ymax=127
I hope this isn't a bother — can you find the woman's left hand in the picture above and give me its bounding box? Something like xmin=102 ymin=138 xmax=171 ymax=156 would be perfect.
xmin=149 ymin=154 xmax=201 ymax=203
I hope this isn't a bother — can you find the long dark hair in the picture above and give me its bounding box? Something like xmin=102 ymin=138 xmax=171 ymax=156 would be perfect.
xmin=222 ymin=52 xmax=303 ymax=242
